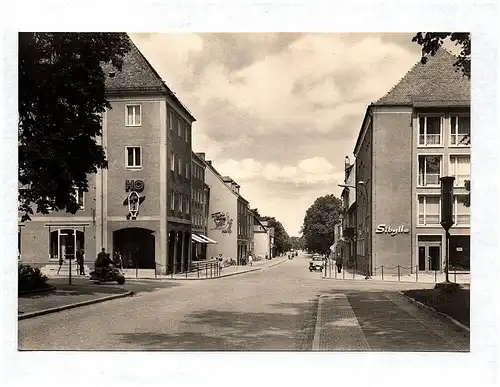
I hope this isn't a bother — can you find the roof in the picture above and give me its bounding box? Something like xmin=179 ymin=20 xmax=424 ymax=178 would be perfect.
xmin=192 ymin=151 xmax=206 ymax=167
xmin=374 ymin=49 xmax=470 ymax=106
xmin=104 ymin=35 xmax=196 ymax=122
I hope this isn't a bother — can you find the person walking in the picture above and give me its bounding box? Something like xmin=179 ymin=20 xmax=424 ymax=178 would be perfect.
xmin=76 ymin=248 xmax=85 ymax=275
xmin=336 ymin=255 xmax=343 ymax=273
xmin=248 ymin=253 xmax=253 ymax=266
xmin=218 ymin=256 xmax=223 ymax=274
xmin=57 ymin=255 xmax=64 ymax=275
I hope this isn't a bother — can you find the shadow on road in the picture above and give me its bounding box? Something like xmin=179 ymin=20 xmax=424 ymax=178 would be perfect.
xmin=113 ymin=297 xmax=321 ymax=351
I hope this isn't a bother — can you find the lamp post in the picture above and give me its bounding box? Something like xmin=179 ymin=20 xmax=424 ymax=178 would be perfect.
xmin=440 ymin=176 xmax=455 ymax=283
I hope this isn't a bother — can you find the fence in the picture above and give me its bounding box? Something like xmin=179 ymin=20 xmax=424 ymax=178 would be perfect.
xmin=324 ymin=260 xmax=470 ymax=284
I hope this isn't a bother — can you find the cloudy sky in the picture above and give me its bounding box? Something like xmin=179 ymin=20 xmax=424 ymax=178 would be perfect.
xmin=130 ymin=33 xmax=424 ymax=236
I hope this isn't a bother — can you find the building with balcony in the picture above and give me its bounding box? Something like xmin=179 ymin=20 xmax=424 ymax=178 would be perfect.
xmin=18 ymin=37 xmax=197 ymax=276
xmin=353 ymin=48 xmax=470 ymax=275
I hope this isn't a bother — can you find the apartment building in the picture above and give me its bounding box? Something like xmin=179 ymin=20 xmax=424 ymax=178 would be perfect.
xmin=353 ymin=49 xmax=470 ymax=275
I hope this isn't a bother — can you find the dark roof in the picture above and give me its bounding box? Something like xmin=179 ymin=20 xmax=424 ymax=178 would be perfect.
xmin=374 ymin=49 xmax=470 ymax=106
xmin=104 ymin=35 xmax=196 ymax=121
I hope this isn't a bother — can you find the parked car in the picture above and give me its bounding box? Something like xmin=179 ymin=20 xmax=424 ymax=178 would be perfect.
xmin=309 ymin=256 xmax=325 ymax=272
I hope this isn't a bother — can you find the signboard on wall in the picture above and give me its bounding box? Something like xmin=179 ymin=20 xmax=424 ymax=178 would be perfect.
xmin=375 ymin=224 xmax=410 ymax=236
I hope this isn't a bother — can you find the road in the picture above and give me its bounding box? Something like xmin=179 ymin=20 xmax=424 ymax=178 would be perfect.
xmin=18 ymin=252 xmax=469 ymax=351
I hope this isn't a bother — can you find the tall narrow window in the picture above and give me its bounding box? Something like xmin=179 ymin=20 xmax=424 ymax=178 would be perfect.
xmin=125 ymin=105 xmax=141 ymax=126
xmin=170 ymin=190 xmax=175 ymax=211
xmin=450 ymin=116 xmax=470 ymax=146
xmin=177 ymin=119 xmax=182 ymax=137
xmin=418 ymin=116 xmax=442 ymax=146
xmin=450 ymin=156 xmax=470 ymax=187
xmin=418 ymin=155 xmax=441 ymax=186
xmin=178 ymin=193 xmax=183 ymax=213
xmin=185 ymin=162 xmax=190 ymax=178
xmin=73 ymin=188 xmax=85 ymax=210
xmin=126 ymin=147 xmax=142 ymax=169
xmin=185 ymin=124 xmax=189 ymax=142
xmin=170 ymin=153 xmax=175 ymax=172
xmin=169 ymin=111 xmax=174 ymax=132
xmin=178 ymin=156 xmax=182 ymax=175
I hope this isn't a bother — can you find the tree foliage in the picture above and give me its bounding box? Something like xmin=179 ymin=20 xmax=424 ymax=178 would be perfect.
xmin=260 ymin=216 xmax=292 ymax=255
xmin=290 ymin=236 xmax=304 ymax=250
xmin=412 ymin=32 xmax=470 ymax=78
xmin=301 ymin=194 xmax=342 ymax=254
xmin=18 ymin=33 xmax=131 ymax=221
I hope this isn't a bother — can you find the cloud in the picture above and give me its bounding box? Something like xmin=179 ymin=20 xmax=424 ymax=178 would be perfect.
xmin=129 ymin=33 xmax=422 ymax=235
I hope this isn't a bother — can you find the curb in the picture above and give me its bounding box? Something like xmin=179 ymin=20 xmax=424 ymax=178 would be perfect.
xmin=268 ymin=259 xmax=289 ymax=268
xmin=322 ymin=276 xmax=469 ymax=286
xmin=399 ymin=291 xmax=470 ymax=333
xmin=124 ymin=267 xmax=262 ymax=281
xmin=18 ymin=291 xmax=133 ymax=320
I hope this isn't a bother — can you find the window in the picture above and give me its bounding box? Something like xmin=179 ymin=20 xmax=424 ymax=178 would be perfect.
xmin=73 ymin=188 xmax=85 ymax=210
xmin=450 ymin=116 xmax=470 ymax=146
xmin=170 ymin=190 xmax=175 ymax=210
xmin=454 ymin=196 xmax=470 ymax=225
xmin=177 ymin=119 xmax=182 ymax=137
xmin=186 ymin=197 xmax=190 ymax=215
xmin=126 ymin=147 xmax=142 ymax=169
xmin=185 ymin=124 xmax=189 ymax=142
xmin=49 ymin=229 xmax=85 ymax=260
xmin=178 ymin=156 xmax=182 ymax=175
xmin=418 ymin=196 xmax=440 ymax=225
xmin=18 ymin=229 xmax=21 ymax=260
xmin=169 ymin=111 xmax=174 ymax=132
xmin=125 ymin=105 xmax=141 ymax=126
xmin=418 ymin=116 xmax=442 ymax=146
xmin=170 ymin=153 xmax=175 ymax=172
xmin=418 ymin=155 xmax=441 ymax=186
xmin=450 ymin=156 xmax=470 ymax=187
xmin=178 ymin=193 xmax=183 ymax=213
xmin=185 ymin=162 xmax=190 ymax=178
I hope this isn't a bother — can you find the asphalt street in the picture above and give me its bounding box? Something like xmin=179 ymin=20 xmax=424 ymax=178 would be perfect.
xmin=18 ymin=253 xmax=469 ymax=351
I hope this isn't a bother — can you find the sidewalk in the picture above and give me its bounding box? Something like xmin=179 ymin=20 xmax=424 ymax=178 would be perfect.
xmin=18 ymin=282 xmax=132 ymax=320
xmin=322 ymin=262 xmax=470 ymax=285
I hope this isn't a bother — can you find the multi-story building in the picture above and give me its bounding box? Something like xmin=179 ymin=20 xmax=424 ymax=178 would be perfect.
xmin=204 ymin=163 xmax=238 ymax=261
xmin=253 ymin=217 xmax=270 ymax=259
xmin=19 ymin=37 xmax=197 ymax=275
xmin=260 ymin=220 xmax=275 ymax=258
xmin=353 ymin=49 xmax=470 ymax=275
xmin=340 ymin=156 xmax=357 ymax=267
xmin=235 ymin=191 xmax=251 ymax=265
xmin=190 ymin=152 xmax=216 ymax=261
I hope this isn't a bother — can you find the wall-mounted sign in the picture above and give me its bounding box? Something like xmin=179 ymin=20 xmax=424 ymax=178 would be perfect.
xmin=456 ymin=247 xmax=463 ymax=252
xmin=375 ymin=224 xmax=410 ymax=236
xmin=125 ymin=179 xmax=144 ymax=193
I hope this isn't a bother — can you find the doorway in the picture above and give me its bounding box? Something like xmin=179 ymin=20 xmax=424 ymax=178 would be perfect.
xmin=113 ymin=228 xmax=155 ymax=269
xmin=49 ymin=229 xmax=85 ymax=261
xmin=417 ymin=235 xmax=442 ymax=271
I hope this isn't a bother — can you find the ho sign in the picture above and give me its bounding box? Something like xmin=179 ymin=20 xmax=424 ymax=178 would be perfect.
xmin=125 ymin=179 xmax=145 ymax=193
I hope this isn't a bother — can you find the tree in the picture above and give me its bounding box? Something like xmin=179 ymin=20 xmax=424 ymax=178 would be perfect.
xmin=18 ymin=33 xmax=131 ymax=221
xmin=413 ymin=33 xmax=471 ymax=208
xmin=260 ymin=216 xmax=292 ymax=255
xmin=290 ymin=236 xmax=304 ymax=250
xmin=301 ymin=194 xmax=342 ymax=255
xmin=412 ymin=32 xmax=470 ymax=78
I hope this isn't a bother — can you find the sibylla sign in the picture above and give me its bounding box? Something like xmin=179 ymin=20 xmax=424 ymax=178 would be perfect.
xmin=375 ymin=224 xmax=410 ymax=236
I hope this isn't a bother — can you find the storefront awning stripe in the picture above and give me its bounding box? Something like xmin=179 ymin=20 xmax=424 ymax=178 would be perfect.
xmin=191 ymin=234 xmax=206 ymax=243
xmin=197 ymin=234 xmax=218 ymax=244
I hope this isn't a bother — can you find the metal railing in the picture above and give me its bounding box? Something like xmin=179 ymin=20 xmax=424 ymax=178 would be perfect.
xmin=419 ymin=134 xmax=441 ymax=146
xmin=323 ymin=260 xmax=470 ymax=283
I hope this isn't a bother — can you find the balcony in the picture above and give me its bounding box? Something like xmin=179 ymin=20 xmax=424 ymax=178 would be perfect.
xmin=418 ymin=173 xmax=440 ymax=186
xmin=419 ymin=134 xmax=442 ymax=146
xmin=450 ymin=134 xmax=470 ymax=146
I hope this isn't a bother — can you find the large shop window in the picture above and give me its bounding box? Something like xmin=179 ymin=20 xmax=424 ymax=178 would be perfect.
xmin=418 ymin=155 xmax=441 ymax=186
xmin=450 ymin=155 xmax=470 ymax=187
xmin=49 ymin=229 xmax=85 ymax=260
xmin=125 ymin=104 xmax=141 ymax=127
xmin=419 ymin=116 xmax=442 ymax=146
xmin=126 ymin=146 xmax=142 ymax=169
xmin=450 ymin=116 xmax=470 ymax=146
xmin=454 ymin=196 xmax=470 ymax=225
xmin=418 ymin=196 xmax=440 ymax=226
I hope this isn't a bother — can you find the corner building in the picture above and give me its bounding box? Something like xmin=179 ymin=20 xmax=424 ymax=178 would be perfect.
xmin=18 ymin=38 xmax=196 ymax=275
xmin=354 ymin=49 xmax=470 ymax=275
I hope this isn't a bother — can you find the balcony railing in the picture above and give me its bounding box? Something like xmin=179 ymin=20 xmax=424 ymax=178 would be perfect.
xmin=419 ymin=134 xmax=441 ymax=146
xmin=456 ymin=214 xmax=470 ymax=225
xmin=418 ymin=173 xmax=440 ymax=186
xmin=450 ymin=134 xmax=470 ymax=146
xmin=418 ymin=214 xmax=440 ymax=226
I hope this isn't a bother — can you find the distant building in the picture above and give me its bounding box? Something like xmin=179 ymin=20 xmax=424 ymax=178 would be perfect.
xmin=340 ymin=156 xmax=357 ymax=267
xmin=253 ymin=217 xmax=270 ymax=260
xmin=353 ymin=49 xmax=470 ymax=275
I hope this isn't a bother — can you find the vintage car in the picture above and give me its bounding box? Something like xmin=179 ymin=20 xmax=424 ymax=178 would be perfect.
xmin=309 ymin=255 xmax=325 ymax=272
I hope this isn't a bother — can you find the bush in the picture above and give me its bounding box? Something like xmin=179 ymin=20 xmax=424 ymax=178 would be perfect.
xmin=18 ymin=264 xmax=49 ymax=292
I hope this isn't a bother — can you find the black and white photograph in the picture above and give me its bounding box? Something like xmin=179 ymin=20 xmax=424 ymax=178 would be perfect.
xmin=1 ymin=1 xmax=498 ymax=386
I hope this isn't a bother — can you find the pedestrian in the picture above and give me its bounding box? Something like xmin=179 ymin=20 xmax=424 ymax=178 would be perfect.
xmin=337 ymin=256 xmax=343 ymax=273
xmin=218 ymin=256 xmax=223 ymax=274
xmin=57 ymin=255 xmax=64 ymax=275
xmin=248 ymin=253 xmax=253 ymax=266
xmin=113 ymin=249 xmax=123 ymax=269
xmin=76 ymin=248 xmax=85 ymax=275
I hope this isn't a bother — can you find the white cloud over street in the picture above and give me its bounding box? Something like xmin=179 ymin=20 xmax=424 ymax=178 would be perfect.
xmin=130 ymin=33 xmax=424 ymax=235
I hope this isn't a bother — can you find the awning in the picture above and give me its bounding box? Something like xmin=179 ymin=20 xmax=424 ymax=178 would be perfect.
xmin=196 ymin=234 xmax=218 ymax=244
xmin=191 ymin=234 xmax=206 ymax=243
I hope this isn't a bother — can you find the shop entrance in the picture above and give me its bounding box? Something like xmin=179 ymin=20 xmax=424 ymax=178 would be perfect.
xmin=418 ymin=235 xmax=442 ymax=271
xmin=49 ymin=229 xmax=85 ymax=261
xmin=113 ymin=228 xmax=155 ymax=269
